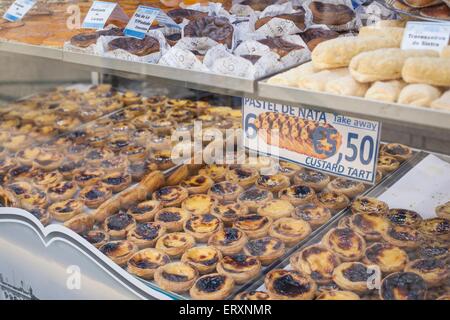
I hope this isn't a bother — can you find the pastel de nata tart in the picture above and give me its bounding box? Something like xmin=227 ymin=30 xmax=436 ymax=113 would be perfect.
xmin=290 ymin=245 xmax=341 ymax=284
xmin=82 ymin=229 xmax=110 ymax=249
xmin=154 ymin=262 xmax=198 ymax=293
xmin=327 ymin=178 xmax=366 ymax=199
xmin=418 ymin=218 xmax=450 ymax=241
xmin=79 ymin=183 xmax=113 ymax=209
xmin=316 ymin=191 xmax=350 ymax=213
xmin=377 ymin=156 xmax=400 ymax=175
xmin=154 ymin=207 xmax=191 ymax=232
xmin=234 ymin=214 xmax=272 ymax=239
xmin=257 ymin=199 xmax=294 ymax=220
xmin=381 ymin=143 xmax=412 ymax=162
xmin=127 ymin=200 xmax=162 ymax=223
xmin=265 ymin=269 xmax=317 ymax=300
xmin=16 ymin=147 xmax=41 ymax=166
xmin=405 ymin=258 xmax=448 ymax=287
xmin=322 ymin=227 xmax=366 ymax=261
xmin=381 ymin=225 xmax=422 ymax=249
xmin=208 ymin=227 xmax=248 ymax=255
xmin=181 ymin=246 xmax=222 ymax=274
xmin=74 ymin=168 xmax=104 ymax=188
xmin=212 ymin=203 xmax=248 ymax=226
xmin=102 ymin=171 xmax=132 ymax=193
xmin=127 ymin=222 xmax=166 ymax=249
xmin=351 ymin=197 xmax=389 ymax=216
xmin=255 ymin=174 xmax=290 ymax=193
xmin=0 ymin=186 xmax=19 ymax=207
xmin=269 ymin=218 xmax=312 ymax=246
xmin=183 ymin=214 xmax=223 ymax=242
xmin=292 ymin=203 xmax=332 ymax=228
xmin=64 ymin=214 xmax=95 ymax=235
xmin=316 ymin=290 xmax=360 ymax=300
xmin=436 ymin=295 xmax=450 ymax=300
xmin=380 ymin=272 xmax=427 ymax=300
xmin=333 ymin=262 xmax=373 ymax=293
xmin=226 ymin=167 xmax=260 ymax=189
xmin=350 ymin=213 xmax=390 ymax=241
xmin=48 ymin=199 xmax=84 ymax=222
xmin=385 ymin=209 xmax=423 ymax=228
xmin=208 ymin=181 xmax=243 ymax=202
xmin=217 ymin=254 xmax=261 ymax=284
xmin=85 ymin=147 xmax=114 ymax=166
xmin=33 ymin=170 xmax=63 ymax=189
xmin=234 ymin=291 xmax=272 ymax=300
xmin=277 ymin=161 xmax=303 ymax=178
xmin=198 ymin=165 xmax=228 ymax=182
xmin=180 ymin=175 xmax=214 ymax=194
xmin=182 ymin=194 xmax=217 ymax=216
xmin=29 ymin=207 xmax=51 ymax=226
xmin=190 ymin=273 xmax=235 ymax=300
xmin=104 ymin=212 xmax=137 ymax=239
xmin=153 ymin=186 xmax=189 ymax=207
xmin=127 ymin=248 xmax=170 ymax=280
xmin=18 ymin=188 xmax=48 ymax=212
xmin=237 ymin=189 xmax=273 ymax=212
xmin=435 ymin=201 xmax=450 ymax=220
xmin=33 ymin=149 xmax=64 ymax=171
xmin=364 ymin=242 xmax=409 ymax=274
xmin=99 ymin=240 xmax=139 ymax=267
xmin=417 ymin=240 xmax=449 ymax=260
xmin=244 ymin=236 xmax=285 ymax=266
xmin=58 ymin=160 xmax=85 ymax=180
xmin=7 ymin=164 xmax=34 ymax=181
xmin=279 ymin=185 xmax=316 ymax=206
xmin=293 ymin=169 xmax=330 ymax=192
xmin=156 ymin=232 xmax=196 ymax=258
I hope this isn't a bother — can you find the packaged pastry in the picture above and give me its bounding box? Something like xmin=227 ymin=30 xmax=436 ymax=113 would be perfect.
xmin=266 ymin=61 xmax=316 ymax=86
xmin=158 ymin=47 xmax=210 ymax=72
xmin=430 ymin=90 xmax=450 ymax=111
xmin=297 ymin=68 xmax=349 ymax=92
xmin=311 ymin=36 xmax=399 ymax=70
xmin=358 ymin=26 xmax=404 ymax=47
xmin=402 ymin=57 xmax=450 ymax=87
xmin=231 ymin=0 xmax=280 ymax=14
xmin=167 ymin=8 xmax=208 ymax=24
xmin=304 ymin=0 xmax=359 ymax=32
xmin=65 ymin=27 xmax=124 ymax=55
xmin=398 ymin=84 xmax=441 ymax=107
xmin=325 ymin=75 xmax=369 ymax=97
xmin=365 ymin=80 xmax=407 ymax=103
xmin=349 ymin=48 xmax=438 ymax=83
xmin=403 ymin=0 xmax=442 ymax=7
xmin=300 ymin=25 xmax=339 ymax=51
xmin=420 ymin=3 xmax=450 ymax=20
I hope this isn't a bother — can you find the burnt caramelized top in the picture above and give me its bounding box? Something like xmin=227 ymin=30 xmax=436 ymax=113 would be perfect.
xmin=134 ymin=223 xmax=161 ymax=240
xmin=83 ymin=230 xmax=106 ymax=244
xmin=342 ymin=263 xmax=370 ymax=282
xmin=239 ymin=189 xmax=270 ymax=201
xmin=107 ymin=213 xmax=134 ymax=230
xmin=222 ymin=254 xmax=259 ymax=270
xmin=195 ymin=275 xmax=226 ymax=293
xmin=245 ymin=237 xmax=281 ymax=256
xmin=381 ymin=272 xmax=426 ymax=300
xmin=158 ymin=210 xmax=182 ymax=222
xmin=271 ymin=272 xmax=311 ymax=297
xmin=210 ymin=182 xmax=239 ymax=195
xmin=387 ymin=209 xmax=421 ymax=226
xmin=296 ymin=170 xmax=327 ymax=183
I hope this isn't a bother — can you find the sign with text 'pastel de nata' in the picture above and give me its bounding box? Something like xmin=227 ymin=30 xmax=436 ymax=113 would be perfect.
xmin=82 ymin=1 xmax=119 ymax=29
xmin=243 ymin=99 xmax=381 ymax=184
xmin=402 ymin=21 xmax=450 ymax=52
xmin=3 ymin=0 xmax=36 ymax=22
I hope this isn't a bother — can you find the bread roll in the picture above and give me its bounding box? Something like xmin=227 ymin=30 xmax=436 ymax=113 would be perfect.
xmin=430 ymin=90 xmax=450 ymax=111
xmin=267 ymin=62 xmax=315 ymax=87
xmin=402 ymin=57 xmax=450 ymax=87
xmin=325 ymin=75 xmax=369 ymax=97
xmin=311 ymin=36 xmax=399 ymax=70
xmin=365 ymin=80 xmax=406 ymax=103
xmin=298 ymin=68 xmax=349 ymax=92
xmin=441 ymin=46 xmax=450 ymax=58
xmin=398 ymin=84 xmax=441 ymax=107
xmin=350 ymin=48 xmax=438 ymax=83
xmin=358 ymin=26 xmax=404 ymax=47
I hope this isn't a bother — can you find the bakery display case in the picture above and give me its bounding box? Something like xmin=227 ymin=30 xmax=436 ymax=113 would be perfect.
xmin=0 ymin=0 xmax=449 ymax=301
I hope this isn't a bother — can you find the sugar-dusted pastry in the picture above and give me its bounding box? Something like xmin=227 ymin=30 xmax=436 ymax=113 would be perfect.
xmin=311 ymin=36 xmax=399 ymax=70
xmin=297 ymin=68 xmax=348 ymax=92
xmin=325 ymin=75 xmax=369 ymax=97
xmin=380 ymin=272 xmax=427 ymax=300
xmin=154 ymin=262 xmax=198 ymax=293
xmin=265 ymin=269 xmax=316 ymax=300
xmin=358 ymin=26 xmax=404 ymax=47
xmin=127 ymin=248 xmax=170 ymax=280
xmin=402 ymin=57 xmax=450 ymax=87
xmin=190 ymin=274 xmax=235 ymax=300
xmin=365 ymin=80 xmax=406 ymax=103
xmin=217 ymin=254 xmax=261 ymax=284
xmin=430 ymin=90 xmax=450 ymax=111
xmin=364 ymin=242 xmax=409 ymax=273
xmin=181 ymin=246 xmax=222 ymax=275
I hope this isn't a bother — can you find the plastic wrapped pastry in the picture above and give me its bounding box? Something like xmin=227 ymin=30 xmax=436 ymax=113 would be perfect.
xmin=267 ymin=62 xmax=316 ymax=87
xmin=298 ymin=68 xmax=348 ymax=92
xmin=349 ymin=49 xmax=438 ymax=83
xmin=403 ymin=0 xmax=442 ymax=7
xmin=375 ymin=20 xmax=407 ymax=28
xmin=305 ymin=0 xmax=358 ymax=32
xmin=358 ymin=26 xmax=404 ymax=47
xmin=402 ymin=57 xmax=450 ymax=87
xmin=398 ymin=84 xmax=441 ymax=107
xmin=365 ymin=80 xmax=406 ymax=103
xmin=441 ymin=46 xmax=450 ymax=58
xmin=311 ymin=36 xmax=399 ymax=70
xmin=430 ymin=90 xmax=450 ymax=111
xmin=325 ymin=75 xmax=369 ymax=97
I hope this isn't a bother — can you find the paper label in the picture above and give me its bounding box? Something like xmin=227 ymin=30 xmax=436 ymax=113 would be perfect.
xmin=82 ymin=1 xmax=117 ymax=29
xmin=124 ymin=6 xmax=159 ymax=39
xmin=243 ymin=99 xmax=381 ymax=184
xmin=402 ymin=21 xmax=450 ymax=52
xmin=2 ymin=0 xmax=36 ymax=22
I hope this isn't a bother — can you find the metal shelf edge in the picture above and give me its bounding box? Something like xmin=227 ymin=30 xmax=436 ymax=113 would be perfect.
xmin=0 ymin=41 xmax=62 ymax=60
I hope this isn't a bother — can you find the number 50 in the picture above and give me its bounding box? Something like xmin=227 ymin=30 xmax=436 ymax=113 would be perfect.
xmin=345 ymin=133 xmax=375 ymax=165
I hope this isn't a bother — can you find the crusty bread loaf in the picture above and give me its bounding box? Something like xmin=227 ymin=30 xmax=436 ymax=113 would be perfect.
xmin=398 ymin=84 xmax=441 ymax=107
xmin=267 ymin=62 xmax=316 ymax=87
xmin=365 ymin=80 xmax=406 ymax=103
xmin=298 ymin=68 xmax=348 ymax=91
xmin=402 ymin=57 xmax=450 ymax=87
xmin=325 ymin=75 xmax=369 ymax=97
xmin=358 ymin=26 xmax=405 ymax=47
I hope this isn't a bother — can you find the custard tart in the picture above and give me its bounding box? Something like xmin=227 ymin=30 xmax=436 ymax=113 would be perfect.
xmin=217 ymin=254 xmax=261 ymax=284
xmin=377 ymin=156 xmax=400 ymax=175
xmin=127 ymin=248 xmax=170 ymax=280
xmin=351 ymin=197 xmax=389 ymax=216
xmin=279 ymin=185 xmax=316 ymax=206
xmin=212 ymin=203 xmax=248 ymax=226
xmin=19 ymin=188 xmax=48 ymax=212
xmin=8 ymin=164 xmax=34 ymax=181
xmin=85 ymin=148 xmax=114 ymax=166
xmin=333 ymin=262 xmax=372 ymax=293
xmin=385 ymin=209 xmax=423 ymax=228
xmin=154 ymin=207 xmax=191 ymax=232
xmin=322 ymin=227 xmax=366 ymax=261
xmin=121 ymin=145 xmax=148 ymax=164
xmin=290 ymin=244 xmax=341 ymax=284
xmin=74 ymin=168 xmax=104 ymax=188
xmin=292 ymin=203 xmax=332 ymax=228
xmin=234 ymin=291 xmax=272 ymax=300
xmin=269 ymin=218 xmax=312 ymax=246
xmin=293 ymin=169 xmax=330 ymax=192
xmin=237 ymin=189 xmax=273 ymax=212
xmin=79 ymin=183 xmax=112 ymax=209
xmin=198 ymin=165 xmax=228 ymax=182
xmin=257 ymin=199 xmax=295 ymax=220
xmin=104 ymin=212 xmax=137 ymax=239
xmin=64 ymin=213 xmax=95 ymax=235
xmin=182 ymin=194 xmax=217 ymax=216
xmin=154 ymin=262 xmax=198 ymax=293
xmin=190 ymin=273 xmax=235 ymax=300
xmin=380 ymin=143 xmax=412 ymax=162
xmin=364 ymin=242 xmax=408 ymax=273
xmin=102 ymin=171 xmax=132 ymax=193
xmin=244 ymin=236 xmax=285 ymax=265
xmin=156 ymin=232 xmax=196 ymax=258
xmin=277 ymin=161 xmax=303 ymax=179
xmin=33 ymin=149 xmax=64 ymax=171
xmin=350 ymin=213 xmax=390 ymax=241
xmin=153 ymin=186 xmax=189 ymax=207
xmin=59 ymin=160 xmax=85 ymax=180
xmin=234 ymin=215 xmax=272 ymax=239
xmin=181 ymin=175 xmax=214 ymax=194
xmin=127 ymin=222 xmax=166 ymax=249
xmin=417 ymin=240 xmax=449 ymax=260
xmin=208 ymin=181 xmax=243 ymax=202
xmin=147 ymin=149 xmax=175 ymax=171
xmin=255 ymin=174 xmax=290 ymax=193
xmin=48 ymin=199 xmax=84 ymax=222
xmin=381 ymin=225 xmax=422 ymax=249
xmin=16 ymin=147 xmax=41 ymax=166
xmin=327 ymin=178 xmax=366 ymax=199
xmin=435 ymin=201 xmax=450 ymax=220
xmin=226 ymin=167 xmax=259 ymax=189
xmin=316 ymin=191 xmax=350 ymax=213
xmin=208 ymin=227 xmax=248 ymax=255
xmin=99 ymin=240 xmax=138 ymax=267
xmin=184 ymin=214 xmax=223 ymax=242
xmin=316 ymin=290 xmax=360 ymax=300
xmin=29 ymin=207 xmax=51 ymax=226
xmin=181 ymin=246 xmax=222 ymax=274
xmin=380 ymin=272 xmax=427 ymax=300
xmin=33 ymin=170 xmax=63 ymax=189
xmin=82 ymin=230 xmax=110 ymax=249
xmin=265 ymin=269 xmax=317 ymax=300
xmin=127 ymin=200 xmax=162 ymax=223
xmin=418 ymin=218 xmax=450 ymax=241
xmin=405 ymin=258 xmax=448 ymax=287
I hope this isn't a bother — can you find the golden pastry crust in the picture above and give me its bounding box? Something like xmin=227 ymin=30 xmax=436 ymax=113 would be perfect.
xmin=380 ymin=143 xmax=413 ymax=162
xmin=234 ymin=291 xmax=272 ymax=300
xmin=269 ymin=218 xmax=312 ymax=246
xmin=435 ymin=201 xmax=450 ymax=220
xmin=277 ymin=161 xmax=303 ymax=179
xmin=255 ymin=174 xmax=290 ymax=193
xmin=183 ymin=214 xmax=223 ymax=242
xmin=316 ymin=290 xmax=360 ymax=300
xmin=385 ymin=209 xmax=423 ymax=227
xmin=33 ymin=170 xmax=63 ymax=189
xmin=212 ymin=203 xmax=248 ymax=226
xmin=198 ymin=165 xmax=228 ymax=182
xmin=418 ymin=218 xmax=450 ymax=241
xmin=234 ymin=214 xmax=272 ymax=239
xmin=79 ymin=183 xmax=112 ymax=209
xmin=82 ymin=230 xmax=110 ymax=249
xmin=181 ymin=194 xmax=217 ymax=216
xmin=64 ymin=214 xmax=95 ymax=235
xmin=405 ymin=258 xmax=448 ymax=287
xmin=181 ymin=246 xmax=222 ymax=274
xmin=180 ymin=175 xmax=214 ymax=194
xmin=208 ymin=227 xmax=248 ymax=255
xmin=154 ymin=262 xmax=198 ymax=293
xmin=85 ymin=147 xmax=114 ymax=166
xmin=292 ymin=203 xmax=332 ymax=228
xmin=29 ymin=207 xmax=51 ymax=226
xmin=327 ymin=178 xmax=365 ymax=199
xmin=333 ymin=262 xmax=372 ymax=293
xmin=380 ymin=272 xmax=427 ymax=300
xmin=104 ymin=212 xmax=137 ymax=239
xmin=190 ymin=273 xmax=235 ymax=300
xmin=293 ymin=169 xmax=330 ymax=192
xmin=99 ymin=240 xmax=139 ymax=267
xmin=226 ymin=167 xmax=259 ymax=189
xmin=351 ymin=197 xmax=389 ymax=216
xmin=127 ymin=200 xmax=162 ymax=223
xmin=417 ymin=240 xmax=449 ymax=260
xmin=48 ymin=199 xmax=84 ymax=222
xmin=237 ymin=189 xmax=273 ymax=212
xmin=127 ymin=248 xmax=171 ymax=280
xmin=16 ymin=147 xmax=41 ymax=166
xmin=402 ymin=57 xmax=450 ymax=87
xmin=265 ymin=269 xmax=317 ymax=300
xmin=154 ymin=207 xmax=191 ymax=232
xmin=316 ymin=191 xmax=350 ymax=213
xmin=102 ymin=171 xmax=132 ymax=193
xmin=278 ymin=185 xmax=316 ymax=206
xmin=153 ymin=186 xmax=189 ymax=207
xmin=156 ymin=232 xmax=196 ymax=258
xmin=364 ymin=242 xmax=409 ymax=273
xmin=33 ymin=149 xmax=64 ymax=171
xmin=127 ymin=222 xmax=166 ymax=249
xmin=257 ymin=199 xmax=294 ymax=220
xmin=377 ymin=156 xmax=400 ymax=175
xmin=74 ymin=168 xmax=104 ymax=188
xmin=290 ymin=244 xmax=341 ymax=284
xmin=322 ymin=227 xmax=366 ymax=261
xmin=381 ymin=225 xmax=422 ymax=249
xmin=350 ymin=213 xmax=390 ymax=241
xmin=19 ymin=188 xmax=48 ymax=212
xmin=208 ymin=181 xmax=244 ymax=202
xmin=244 ymin=236 xmax=286 ymax=266
xmin=217 ymin=254 xmax=261 ymax=284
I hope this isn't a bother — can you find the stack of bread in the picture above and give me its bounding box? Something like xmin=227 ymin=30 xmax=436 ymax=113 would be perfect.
xmin=268 ymin=20 xmax=450 ymax=111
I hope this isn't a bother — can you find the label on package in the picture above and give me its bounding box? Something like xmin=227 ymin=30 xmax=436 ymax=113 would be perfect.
xmin=124 ymin=6 xmax=159 ymax=39
xmin=402 ymin=21 xmax=450 ymax=52
xmin=3 ymin=0 xmax=36 ymax=22
xmin=82 ymin=1 xmax=117 ymax=29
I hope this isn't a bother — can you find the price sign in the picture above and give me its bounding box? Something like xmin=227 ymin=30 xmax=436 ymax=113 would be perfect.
xmin=82 ymin=1 xmax=117 ymax=29
xmin=124 ymin=6 xmax=159 ymax=39
xmin=243 ymin=99 xmax=381 ymax=184
xmin=402 ymin=21 xmax=450 ymax=53
xmin=3 ymin=0 xmax=36 ymax=22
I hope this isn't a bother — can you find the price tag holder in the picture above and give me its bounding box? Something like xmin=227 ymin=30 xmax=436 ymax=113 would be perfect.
xmin=243 ymin=99 xmax=382 ymax=184
xmin=402 ymin=21 xmax=450 ymax=52
xmin=3 ymin=0 xmax=36 ymax=22
xmin=82 ymin=1 xmax=118 ymax=29
xmin=124 ymin=6 xmax=159 ymax=39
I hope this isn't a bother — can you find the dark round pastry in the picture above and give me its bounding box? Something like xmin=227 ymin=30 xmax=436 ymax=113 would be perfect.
xmin=292 ymin=203 xmax=331 ymax=228
xmin=183 ymin=214 xmax=222 ymax=242
xmin=316 ymin=191 xmax=350 ymax=213
xmin=167 ymin=8 xmax=208 ymax=24
xmin=278 ymin=185 xmax=316 ymax=206
xmin=127 ymin=248 xmax=170 ymax=280
xmin=380 ymin=143 xmax=412 ymax=162
xmin=234 ymin=214 xmax=272 ymax=239
xmin=350 ymin=213 xmax=390 ymax=241
xmin=29 ymin=207 xmax=51 ymax=226
xmin=107 ymin=36 xmax=160 ymax=57
xmin=208 ymin=227 xmax=248 ymax=256
xmin=127 ymin=222 xmax=166 ymax=249
xmin=323 ymin=227 xmax=366 ymax=261
xmin=265 ymin=269 xmax=317 ymax=300
xmin=309 ymin=1 xmax=355 ymax=26
xmin=184 ymin=16 xmax=234 ymax=49
xmin=237 ymin=189 xmax=273 ymax=212
xmin=418 ymin=218 xmax=450 ymax=241
xmin=417 ymin=240 xmax=449 ymax=260
xmin=258 ymin=37 xmax=305 ymax=58
xmin=380 ymin=272 xmax=427 ymax=300
xmin=217 ymin=254 xmax=261 ymax=284
xmin=244 ymin=236 xmax=285 ymax=266
xmin=364 ymin=242 xmax=408 ymax=273
xmin=385 ymin=209 xmax=423 ymax=227
xmin=333 ymin=262 xmax=372 ymax=293
xmin=181 ymin=246 xmax=222 ymax=275
xmin=99 ymin=240 xmax=138 ymax=267
xmin=300 ymin=27 xmax=339 ymax=51
xmin=382 ymin=225 xmax=422 ymax=249
xmin=190 ymin=273 xmax=235 ymax=300
xmin=82 ymin=230 xmax=110 ymax=249
xmin=351 ymin=197 xmax=389 ymax=216
xmin=405 ymin=258 xmax=449 ymax=288
xmin=104 ymin=212 xmax=137 ymax=239
xmin=293 ymin=169 xmax=330 ymax=191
